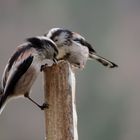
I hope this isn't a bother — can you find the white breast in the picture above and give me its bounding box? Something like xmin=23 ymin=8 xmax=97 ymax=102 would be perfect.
xmin=67 ymin=41 xmax=89 ymax=68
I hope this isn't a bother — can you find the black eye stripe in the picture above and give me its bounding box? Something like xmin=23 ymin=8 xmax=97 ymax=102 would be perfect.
xmin=73 ymin=38 xmax=96 ymax=53
xmin=73 ymin=38 xmax=85 ymax=46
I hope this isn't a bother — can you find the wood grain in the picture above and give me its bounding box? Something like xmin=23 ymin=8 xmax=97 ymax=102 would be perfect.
xmin=43 ymin=61 xmax=78 ymax=140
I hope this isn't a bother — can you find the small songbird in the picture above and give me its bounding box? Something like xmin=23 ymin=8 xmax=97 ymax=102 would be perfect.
xmin=46 ymin=28 xmax=118 ymax=69
xmin=0 ymin=36 xmax=58 ymax=114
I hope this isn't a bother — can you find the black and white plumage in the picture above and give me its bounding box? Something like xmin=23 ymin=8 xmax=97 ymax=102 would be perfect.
xmin=0 ymin=36 xmax=58 ymax=114
xmin=46 ymin=28 xmax=118 ymax=69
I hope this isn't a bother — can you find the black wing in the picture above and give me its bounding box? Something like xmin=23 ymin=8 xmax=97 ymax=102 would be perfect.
xmin=2 ymin=43 xmax=33 ymax=89
xmin=73 ymin=38 xmax=96 ymax=53
xmin=0 ymin=55 xmax=33 ymax=109
xmin=4 ymin=55 xmax=33 ymax=97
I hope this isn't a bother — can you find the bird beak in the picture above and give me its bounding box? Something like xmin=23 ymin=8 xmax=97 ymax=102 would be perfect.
xmin=53 ymin=58 xmax=58 ymax=64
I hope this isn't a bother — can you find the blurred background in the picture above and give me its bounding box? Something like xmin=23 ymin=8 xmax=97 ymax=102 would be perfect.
xmin=0 ymin=0 xmax=140 ymax=140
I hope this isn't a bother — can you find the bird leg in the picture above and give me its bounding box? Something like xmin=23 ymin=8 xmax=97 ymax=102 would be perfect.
xmin=24 ymin=93 xmax=49 ymax=110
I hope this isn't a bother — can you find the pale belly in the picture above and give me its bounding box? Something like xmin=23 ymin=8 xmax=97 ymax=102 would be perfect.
xmin=67 ymin=45 xmax=89 ymax=69
xmin=13 ymin=65 xmax=40 ymax=97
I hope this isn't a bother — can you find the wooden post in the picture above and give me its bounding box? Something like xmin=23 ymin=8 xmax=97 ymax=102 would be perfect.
xmin=43 ymin=61 xmax=78 ymax=140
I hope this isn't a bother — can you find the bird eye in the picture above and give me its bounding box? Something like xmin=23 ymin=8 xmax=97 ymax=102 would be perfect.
xmin=54 ymin=38 xmax=58 ymax=42
xmin=74 ymin=39 xmax=80 ymax=43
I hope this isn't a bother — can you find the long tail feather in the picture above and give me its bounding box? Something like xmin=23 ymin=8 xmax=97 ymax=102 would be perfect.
xmin=0 ymin=95 xmax=7 ymax=114
xmin=0 ymin=81 xmax=3 ymax=94
xmin=90 ymin=53 xmax=118 ymax=68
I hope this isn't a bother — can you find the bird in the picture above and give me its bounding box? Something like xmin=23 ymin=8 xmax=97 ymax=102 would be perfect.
xmin=45 ymin=28 xmax=118 ymax=69
xmin=0 ymin=36 xmax=58 ymax=114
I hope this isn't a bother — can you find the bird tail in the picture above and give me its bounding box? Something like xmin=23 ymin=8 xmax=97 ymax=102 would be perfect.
xmin=0 ymin=94 xmax=7 ymax=114
xmin=89 ymin=53 xmax=118 ymax=68
xmin=0 ymin=81 xmax=3 ymax=95
xmin=0 ymin=81 xmax=8 ymax=114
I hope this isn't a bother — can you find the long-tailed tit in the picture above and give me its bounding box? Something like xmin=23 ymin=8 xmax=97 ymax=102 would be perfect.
xmin=45 ymin=28 xmax=118 ymax=69
xmin=0 ymin=36 xmax=58 ymax=114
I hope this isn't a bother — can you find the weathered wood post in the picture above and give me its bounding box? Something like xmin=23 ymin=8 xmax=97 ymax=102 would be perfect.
xmin=43 ymin=61 xmax=78 ymax=140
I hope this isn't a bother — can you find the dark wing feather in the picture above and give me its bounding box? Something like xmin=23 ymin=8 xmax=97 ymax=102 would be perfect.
xmin=73 ymin=38 xmax=96 ymax=53
xmin=0 ymin=56 xmax=33 ymax=109
xmin=4 ymin=55 xmax=33 ymax=96
xmin=2 ymin=43 xmax=33 ymax=89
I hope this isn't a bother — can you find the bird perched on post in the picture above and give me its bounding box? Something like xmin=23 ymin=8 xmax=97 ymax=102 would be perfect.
xmin=45 ymin=28 xmax=118 ymax=69
xmin=0 ymin=36 xmax=58 ymax=114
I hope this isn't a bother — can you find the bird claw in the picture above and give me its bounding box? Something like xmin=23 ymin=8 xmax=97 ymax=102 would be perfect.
xmin=40 ymin=64 xmax=48 ymax=71
xmin=40 ymin=102 xmax=49 ymax=110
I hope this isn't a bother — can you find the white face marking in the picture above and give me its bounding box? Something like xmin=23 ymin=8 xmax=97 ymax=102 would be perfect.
xmin=54 ymin=32 xmax=69 ymax=46
xmin=47 ymin=28 xmax=70 ymax=47
xmin=46 ymin=28 xmax=60 ymax=39
xmin=59 ymin=32 xmax=67 ymax=41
